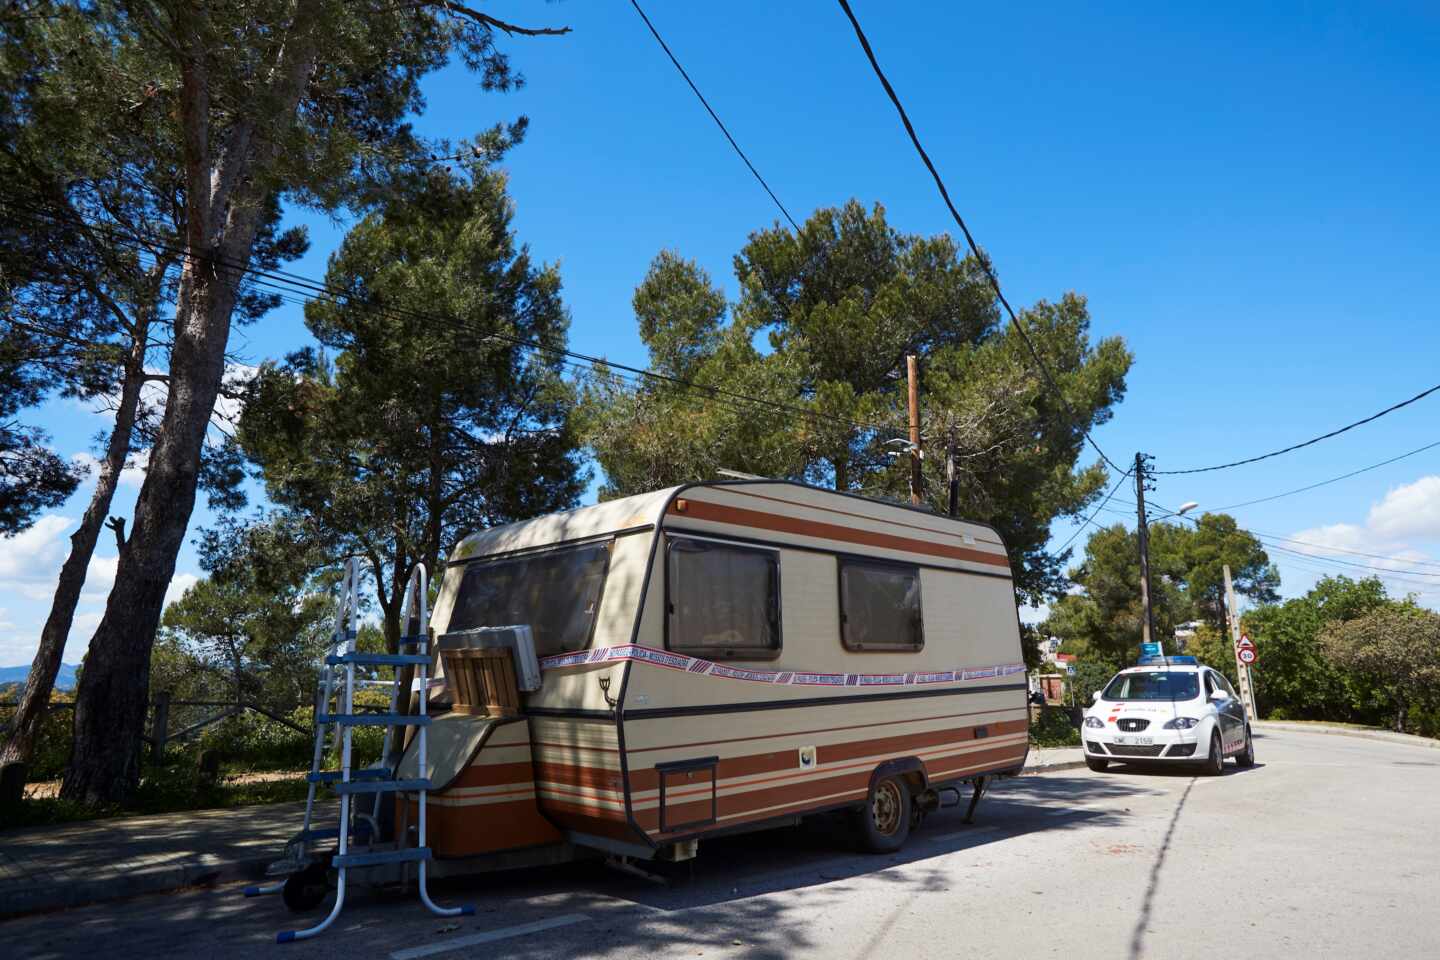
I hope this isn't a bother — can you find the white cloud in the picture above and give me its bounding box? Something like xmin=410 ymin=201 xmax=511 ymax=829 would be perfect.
xmin=81 ymin=554 xmax=120 ymax=599
xmin=0 ymin=515 xmax=74 ymax=580
xmin=164 ymin=573 xmax=200 ymax=609
xmin=1287 ymin=486 xmax=1440 ymax=608
xmin=1367 ymin=475 xmax=1440 ymax=541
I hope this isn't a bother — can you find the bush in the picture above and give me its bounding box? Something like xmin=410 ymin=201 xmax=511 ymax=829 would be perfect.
xmin=1030 ymin=706 xmax=1081 ymax=747
xmin=0 ymin=702 xmax=75 ymax=780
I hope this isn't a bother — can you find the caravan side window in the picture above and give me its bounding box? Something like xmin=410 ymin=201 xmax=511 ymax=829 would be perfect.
xmin=839 ymin=559 xmax=924 ymax=652
xmin=666 ymin=538 xmax=781 ymax=660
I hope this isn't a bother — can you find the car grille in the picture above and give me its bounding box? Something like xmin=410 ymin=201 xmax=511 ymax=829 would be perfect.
xmin=1166 ymin=743 xmax=1197 ymax=757
xmin=1107 ymin=743 xmax=1165 ymax=757
xmin=1117 ymin=718 xmax=1150 ymax=732
xmin=1086 ymin=740 xmax=1106 ymax=754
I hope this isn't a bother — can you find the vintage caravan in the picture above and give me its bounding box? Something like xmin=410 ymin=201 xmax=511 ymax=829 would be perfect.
xmin=401 ymin=479 xmax=1029 ymax=867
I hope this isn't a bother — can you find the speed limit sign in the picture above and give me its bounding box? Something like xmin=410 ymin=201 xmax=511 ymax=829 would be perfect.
xmin=1238 ymin=647 xmax=1257 ymax=665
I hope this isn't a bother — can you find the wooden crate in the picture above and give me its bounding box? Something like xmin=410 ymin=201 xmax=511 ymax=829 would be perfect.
xmin=442 ymin=647 xmax=521 ymax=717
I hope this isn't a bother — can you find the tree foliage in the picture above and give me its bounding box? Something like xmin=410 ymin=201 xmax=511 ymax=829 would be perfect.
xmin=581 ymin=201 xmax=1133 ymax=604
xmin=238 ymin=156 xmax=586 ymax=647
xmin=1044 ymin=514 xmax=1277 ymax=663
xmin=1318 ymin=604 xmax=1440 ymax=733
xmin=0 ymin=327 xmax=79 ymax=533
xmin=24 ymin=0 xmax=570 ymax=805
xmin=1242 ymin=575 xmax=1390 ymax=723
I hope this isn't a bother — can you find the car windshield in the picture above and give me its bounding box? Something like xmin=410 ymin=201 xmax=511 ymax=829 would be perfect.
xmin=1102 ymin=671 xmax=1199 ymax=702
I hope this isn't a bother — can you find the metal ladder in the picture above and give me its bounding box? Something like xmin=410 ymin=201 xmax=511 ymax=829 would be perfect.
xmin=246 ymin=559 xmax=471 ymax=942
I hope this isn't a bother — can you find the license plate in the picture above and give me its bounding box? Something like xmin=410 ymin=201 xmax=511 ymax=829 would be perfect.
xmin=1114 ymin=736 xmax=1154 ymax=745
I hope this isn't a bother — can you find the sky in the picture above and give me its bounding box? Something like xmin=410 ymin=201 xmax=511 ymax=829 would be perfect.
xmin=4 ymin=1 xmax=1440 ymax=666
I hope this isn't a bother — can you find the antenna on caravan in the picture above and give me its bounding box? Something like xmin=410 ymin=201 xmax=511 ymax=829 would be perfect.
xmin=716 ymin=468 xmax=767 ymax=480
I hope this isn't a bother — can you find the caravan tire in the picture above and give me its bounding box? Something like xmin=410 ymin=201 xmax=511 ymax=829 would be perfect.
xmin=855 ymin=775 xmax=912 ymax=854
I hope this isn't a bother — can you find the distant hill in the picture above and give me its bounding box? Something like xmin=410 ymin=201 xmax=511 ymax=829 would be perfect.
xmin=0 ymin=663 xmax=79 ymax=691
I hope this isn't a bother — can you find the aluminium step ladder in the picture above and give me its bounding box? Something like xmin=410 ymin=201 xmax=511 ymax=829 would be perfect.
xmin=245 ymin=559 xmax=471 ymax=943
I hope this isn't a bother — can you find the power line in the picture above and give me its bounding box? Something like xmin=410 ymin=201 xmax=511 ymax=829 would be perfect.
xmin=5 ymin=201 xmax=906 ymax=438
xmin=628 ymin=0 xmax=800 ymax=232
xmin=833 ymin=0 xmax=1122 ymax=476
xmin=1209 ymin=438 xmax=1440 ymax=512
xmin=1153 ymin=383 xmax=1440 ymax=475
xmin=1053 ymin=468 xmax=1134 ymax=556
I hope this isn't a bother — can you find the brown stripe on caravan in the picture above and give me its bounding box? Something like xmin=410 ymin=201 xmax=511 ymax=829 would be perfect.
xmin=406 ymin=797 xmax=563 ymax=857
xmin=814 ymin=718 xmax=1028 ymax=764
xmin=448 ymin=760 xmax=540 ymax=790
xmin=666 ymin=498 xmax=1010 ymax=569
xmin=651 ymin=752 xmax=1028 ymax=839
xmin=723 ymin=487 xmax=1005 ymax=547
xmin=534 ymin=760 xmax=626 ymax=793
xmin=633 ymin=742 xmax=1026 ymax=835
xmin=628 ymin=719 xmax=1026 ymax=793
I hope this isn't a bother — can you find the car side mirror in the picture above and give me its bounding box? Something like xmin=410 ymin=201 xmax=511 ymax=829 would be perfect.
xmin=1209 ymin=689 xmax=1228 ymax=702
xmin=1092 ymin=691 xmax=1102 ymax=703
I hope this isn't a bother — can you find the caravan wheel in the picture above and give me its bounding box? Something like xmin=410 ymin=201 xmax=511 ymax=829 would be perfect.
xmin=855 ymin=775 xmax=912 ymax=853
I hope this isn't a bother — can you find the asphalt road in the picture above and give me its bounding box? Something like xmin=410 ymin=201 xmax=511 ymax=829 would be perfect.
xmin=6 ymin=727 xmax=1439 ymax=960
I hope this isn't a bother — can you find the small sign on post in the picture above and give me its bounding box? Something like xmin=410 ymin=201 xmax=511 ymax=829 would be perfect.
xmin=1238 ymin=647 xmax=1257 ymax=665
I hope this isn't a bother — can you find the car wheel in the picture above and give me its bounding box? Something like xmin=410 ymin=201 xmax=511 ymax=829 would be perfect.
xmin=1203 ymin=732 xmax=1224 ymax=776
xmin=1085 ymin=756 xmax=1109 ymax=772
xmin=1235 ymin=726 xmax=1256 ymax=768
xmin=854 ymin=775 xmax=912 ymax=853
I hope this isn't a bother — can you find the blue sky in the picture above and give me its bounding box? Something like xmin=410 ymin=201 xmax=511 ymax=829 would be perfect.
xmin=4 ymin=1 xmax=1440 ymax=665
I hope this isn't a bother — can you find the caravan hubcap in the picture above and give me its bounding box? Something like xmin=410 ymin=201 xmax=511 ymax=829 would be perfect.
xmin=872 ymin=780 xmax=902 ymax=836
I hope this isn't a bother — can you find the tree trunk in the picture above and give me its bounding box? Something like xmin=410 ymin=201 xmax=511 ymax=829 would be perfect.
xmin=61 ymin=258 xmax=244 ymax=804
xmin=1 ymin=352 xmax=145 ymax=767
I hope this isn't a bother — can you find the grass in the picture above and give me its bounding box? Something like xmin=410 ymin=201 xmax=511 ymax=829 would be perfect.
xmin=3 ymin=765 xmax=312 ymax=828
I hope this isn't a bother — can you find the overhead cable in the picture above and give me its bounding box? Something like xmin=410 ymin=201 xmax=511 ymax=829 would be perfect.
xmin=628 ymin=0 xmax=800 ymax=231
xmin=833 ymin=0 xmax=1122 ymax=475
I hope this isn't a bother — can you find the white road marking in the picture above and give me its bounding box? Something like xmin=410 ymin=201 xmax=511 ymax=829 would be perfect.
xmin=389 ymin=913 xmax=589 ymax=960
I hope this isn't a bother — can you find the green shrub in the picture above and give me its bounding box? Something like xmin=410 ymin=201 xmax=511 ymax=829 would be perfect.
xmin=1030 ymin=707 xmax=1081 ymax=747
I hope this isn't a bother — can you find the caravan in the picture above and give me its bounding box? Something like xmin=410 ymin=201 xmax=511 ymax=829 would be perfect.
xmin=405 ymin=479 xmax=1029 ymax=866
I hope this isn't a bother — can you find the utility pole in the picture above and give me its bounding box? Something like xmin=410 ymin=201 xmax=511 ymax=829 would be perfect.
xmin=1135 ymin=452 xmax=1158 ymax=653
xmin=1224 ymin=564 xmax=1258 ymax=718
xmin=906 ymin=354 xmax=923 ymax=506
xmin=946 ymin=426 xmax=959 ymax=518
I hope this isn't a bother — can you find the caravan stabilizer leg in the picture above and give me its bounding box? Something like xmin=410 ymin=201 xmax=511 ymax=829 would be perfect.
xmin=962 ymin=776 xmax=987 ymax=825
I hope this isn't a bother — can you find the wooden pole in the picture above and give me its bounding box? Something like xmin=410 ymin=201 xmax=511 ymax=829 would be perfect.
xmin=906 ymin=354 xmax=922 ymax=505
xmin=149 ymin=690 xmax=171 ymax=764
xmin=1136 ymin=452 xmax=1158 ymax=651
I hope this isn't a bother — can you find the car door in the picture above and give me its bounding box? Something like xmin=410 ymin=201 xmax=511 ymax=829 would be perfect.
xmin=1215 ymin=672 xmax=1246 ymax=751
xmin=1204 ymin=671 xmax=1238 ymax=751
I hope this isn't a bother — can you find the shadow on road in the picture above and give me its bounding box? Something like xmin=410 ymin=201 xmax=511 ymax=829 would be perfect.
xmin=1127 ymin=776 xmax=1196 ymax=960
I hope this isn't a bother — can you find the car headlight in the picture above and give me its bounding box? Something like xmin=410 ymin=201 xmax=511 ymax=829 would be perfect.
xmin=1162 ymin=717 xmax=1201 ymax=729
xmin=1083 ymin=716 xmax=1104 ymax=729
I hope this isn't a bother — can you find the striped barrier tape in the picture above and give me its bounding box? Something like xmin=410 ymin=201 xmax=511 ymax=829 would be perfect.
xmin=538 ymin=643 xmax=1025 ymax=688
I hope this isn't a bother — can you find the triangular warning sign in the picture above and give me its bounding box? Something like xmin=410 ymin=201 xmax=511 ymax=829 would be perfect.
xmin=1237 ymin=635 xmax=1255 ymax=649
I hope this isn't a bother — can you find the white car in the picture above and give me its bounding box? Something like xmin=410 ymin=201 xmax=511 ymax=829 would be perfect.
xmin=1081 ymin=656 xmax=1254 ymax=774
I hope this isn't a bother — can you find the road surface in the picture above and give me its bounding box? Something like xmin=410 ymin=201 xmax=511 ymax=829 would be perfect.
xmin=5 ymin=727 xmax=1438 ymax=959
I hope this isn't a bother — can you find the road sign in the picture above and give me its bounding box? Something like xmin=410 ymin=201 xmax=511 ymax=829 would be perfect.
xmin=1238 ymin=647 xmax=1257 ymax=665
xmin=1237 ymin=634 xmax=1255 ymax=650
xmin=1141 ymin=642 xmax=1162 ymax=657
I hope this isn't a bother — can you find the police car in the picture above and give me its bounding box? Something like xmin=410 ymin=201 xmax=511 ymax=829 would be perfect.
xmin=1082 ymin=656 xmax=1254 ymax=774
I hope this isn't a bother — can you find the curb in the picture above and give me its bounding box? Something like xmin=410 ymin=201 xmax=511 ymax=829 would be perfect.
xmin=1020 ymin=758 xmax=1089 ymax=776
xmin=0 ymin=854 xmax=271 ymax=920
xmin=1254 ymin=721 xmax=1440 ymax=751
